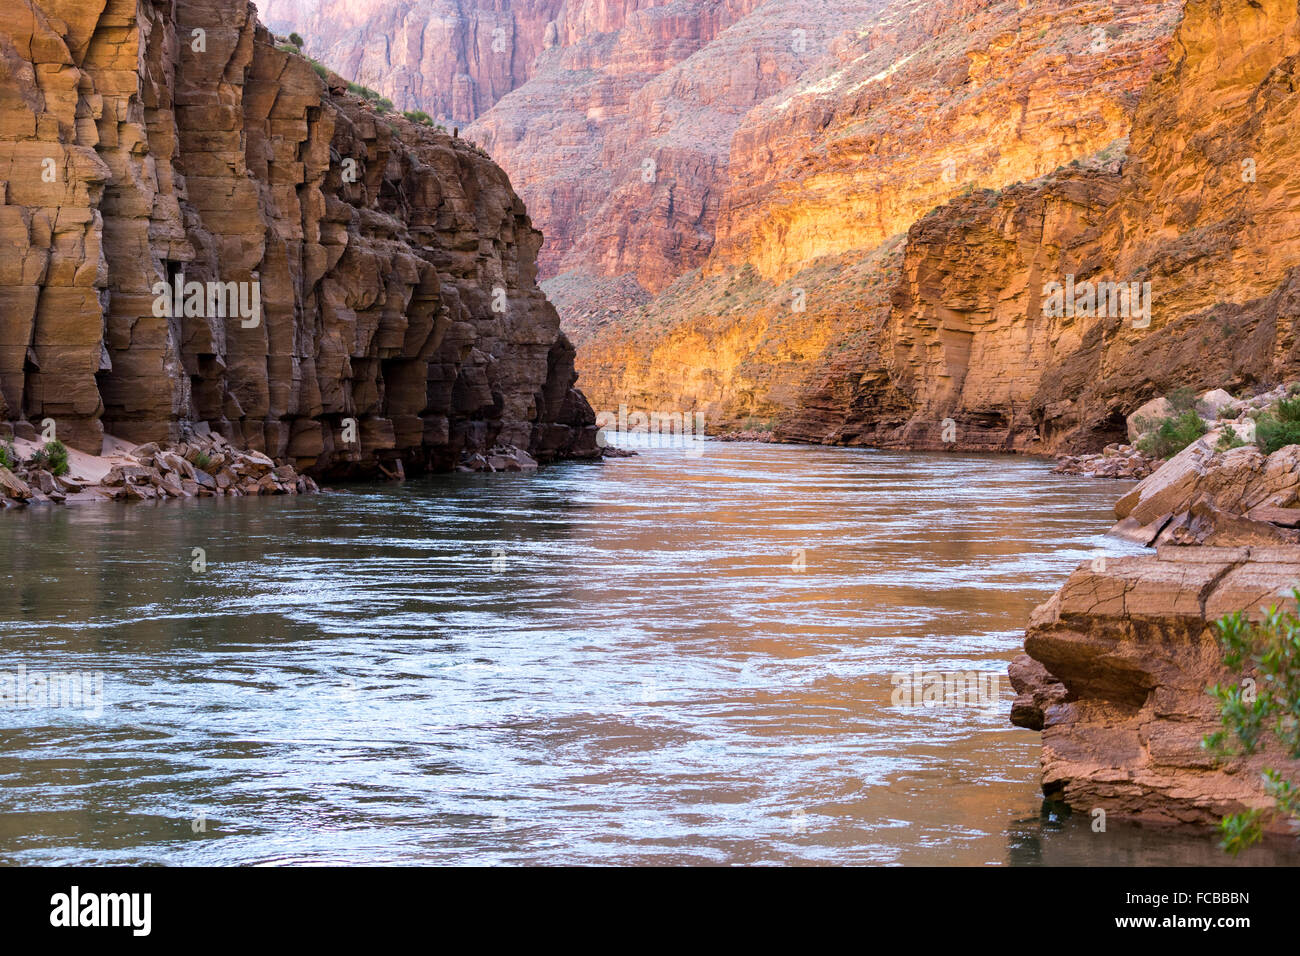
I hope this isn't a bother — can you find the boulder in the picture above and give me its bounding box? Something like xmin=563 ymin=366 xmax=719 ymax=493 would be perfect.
xmin=1126 ymin=396 xmax=1174 ymax=442
xmin=1011 ymin=546 xmax=1300 ymax=830
xmin=1195 ymin=388 xmax=1237 ymax=419
xmin=0 ymin=466 xmax=33 ymax=500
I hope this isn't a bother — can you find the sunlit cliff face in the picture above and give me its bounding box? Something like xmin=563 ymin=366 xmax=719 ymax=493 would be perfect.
xmin=567 ymin=0 xmax=1185 ymax=441
xmin=712 ymin=0 xmax=1183 ymax=282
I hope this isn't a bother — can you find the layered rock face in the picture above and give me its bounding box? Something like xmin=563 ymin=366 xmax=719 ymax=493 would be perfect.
xmin=256 ymin=0 xmax=844 ymax=293
xmin=471 ymin=0 xmax=852 ymax=288
xmin=577 ymin=241 xmax=903 ymax=430
xmin=783 ymin=0 xmax=1300 ymax=453
xmin=254 ymin=0 xmax=565 ymax=124
xmin=576 ymin=0 xmax=1184 ymax=430
xmin=0 ymin=0 xmax=597 ymax=475
xmin=243 ymin=0 xmax=1300 ymax=456
xmin=1009 ymin=545 xmax=1300 ymax=829
xmin=712 ymin=0 xmax=1181 ymax=281
xmin=1010 ymin=442 xmax=1300 ymax=829
xmin=581 ymin=0 xmax=1300 ymax=456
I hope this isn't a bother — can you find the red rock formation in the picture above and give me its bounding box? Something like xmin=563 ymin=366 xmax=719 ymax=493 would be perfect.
xmin=245 ymin=0 xmax=1299 ymax=462
xmin=255 ymin=0 xmax=565 ymax=123
xmin=1010 ymin=544 xmax=1300 ymax=829
xmin=0 ymin=0 xmax=597 ymax=474
xmin=574 ymin=0 xmax=1185 ymax=431
xmin=775 ymin=0 xmax=1300 ymax=455
xmin=469 ymin=0 xmax=822 ymax=287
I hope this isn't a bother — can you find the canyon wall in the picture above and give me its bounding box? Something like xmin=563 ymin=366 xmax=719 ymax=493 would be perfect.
xmin=586 ymin=0 xmax=1300 ymax=457
xmin=254 ymin=0 xmax=565 ymax=124
xmin=576 ymin=0 xmax=1187 ymax=436
xmin=0 ymin=0 xmax=597 ymax=474
xmin=785 ymin=0 xmax=1300 ymax=454
xmin=468 ymin=0 xmax=865 ymax=287
xmin=248 ymin=0 xmax=1300 ymax=458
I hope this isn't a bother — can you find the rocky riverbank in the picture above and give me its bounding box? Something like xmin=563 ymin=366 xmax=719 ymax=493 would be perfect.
xmin=1011 ymin=435 xmax=1300 ymax=834
xmin=0 ymin=431 xmax=319 ymax=508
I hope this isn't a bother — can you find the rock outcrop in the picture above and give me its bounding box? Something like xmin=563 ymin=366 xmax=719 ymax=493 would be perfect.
xmin=0 ymin=0 xmax=598 ymax=478
xmin=1011 ymin=443 xmax=1300 ymax=830
xmin=1009 ymin=543 xmax=1300 ymax=830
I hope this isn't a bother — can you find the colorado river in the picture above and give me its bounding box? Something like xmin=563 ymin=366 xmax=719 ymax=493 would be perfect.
xmin=0 ymin=442 xmax=1290 ymax=865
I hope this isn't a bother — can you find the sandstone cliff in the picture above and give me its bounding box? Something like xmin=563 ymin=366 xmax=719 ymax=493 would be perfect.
xmin=1010 ymin=441 xmax=1300 ymax=830
xmin=0 ymin=0 xmax=597 ymax=476
xmin=791 ymin=0 xmax=1300 ymax=455
xmin=575 ymin=0 xmax=1186 ymax=435
xmin=577 ymin=0 xmax=1300 ymax=460
xmin=242 ymin=0 xmax=1300 ymax=459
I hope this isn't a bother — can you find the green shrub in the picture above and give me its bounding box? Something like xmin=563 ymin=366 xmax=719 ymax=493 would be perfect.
xmin=289 ymin=32 xmax=304 ymax=48
xmin=1255 ymin=397 xmax=1300 ymax=454
xmin=1216 ymin=430 xmax=1250 ymax=453
xmin=1205 ymin=599 xmax=1300 ymax=854
xmin=403 ymin=109 xmax=434 ymax=126
xmin=194 ymin=451 xmax=213 ymax=472
xmin=0 ymin=440 xmax=14 ymax=470
xmin=30 ymin=440 xmax=69 ymax=476
xmin=1135 ymin=409 xmax=1207 ymax=459
xmin=1276 ymin=395 xmax=1300 ymax=421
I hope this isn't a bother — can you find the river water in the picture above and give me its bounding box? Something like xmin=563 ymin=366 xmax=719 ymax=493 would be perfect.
xmin=0 ymin=441 xmax=1293 ymax=865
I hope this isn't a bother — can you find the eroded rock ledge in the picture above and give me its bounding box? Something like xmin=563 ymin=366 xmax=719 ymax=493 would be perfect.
xmin=0 ymin=0 xmax=598 ymax=481
xmin=1011 ymin=442 xmax=1300 ymax=831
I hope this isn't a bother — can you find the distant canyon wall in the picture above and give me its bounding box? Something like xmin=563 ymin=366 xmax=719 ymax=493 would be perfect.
xmin=242 ymin=0 xmax=1300 ymax=457
xmin=254 ymin=0 xmax=566 ymax=125
xmin=780 ymin=0 xmax=1300 ymax=454
xmin=0 ymin=0 xmax=597 ymax=474
xmin=584 ymin=0 xmax=1300 ymax=456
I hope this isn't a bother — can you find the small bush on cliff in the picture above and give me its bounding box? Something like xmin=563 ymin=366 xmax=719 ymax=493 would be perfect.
xmin=289 ymin=32 xmax=305 ymax=48
xmin=348 ymin=82 xmax=383 ymax=102
xmin=403 ymin=110 xmax=434 ymax=126
xmin=1205 ymin=600 xmax=1300 ymax=854
xmin=0 ymin=440 xmax=14 ymax=470
xmin=29 ymin=440 xmax=69 ymax=477
xmin=1255 ymin=397 xmax=1300 ymax=454
xmin=1216 ymin=430 xmax=1250 ymax=453
xmin=1134 ymin=409 xmax=1207 ymax=459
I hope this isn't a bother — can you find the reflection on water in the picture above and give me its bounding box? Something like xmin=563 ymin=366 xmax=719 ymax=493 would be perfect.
xmin=0 ymin=442 xmax=1293 ymax=865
